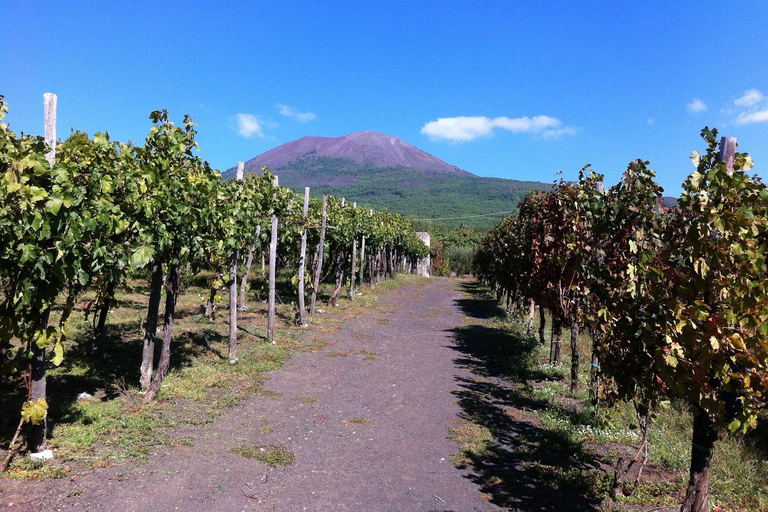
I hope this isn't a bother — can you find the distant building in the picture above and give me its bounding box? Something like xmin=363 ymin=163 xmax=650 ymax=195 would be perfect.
xmin=416 ymin=232 xmax=431 ymax=277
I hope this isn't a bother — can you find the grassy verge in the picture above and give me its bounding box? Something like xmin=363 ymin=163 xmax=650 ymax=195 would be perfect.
xmin=449 ymin=280 xmax=768 ymax=512
xmin=0 ymin=269 xmax=405 ymax=480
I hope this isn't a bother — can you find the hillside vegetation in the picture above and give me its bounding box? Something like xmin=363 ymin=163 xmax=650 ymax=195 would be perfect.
xmin=224 ymin=156 xmax=550 ymax=231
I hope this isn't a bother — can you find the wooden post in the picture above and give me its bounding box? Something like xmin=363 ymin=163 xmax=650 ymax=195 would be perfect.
xmin=297 ymin=187 xmax=310 ymax=326
xmin=239 ymin=225 xmax=260 ymax=310
xmin=358 ymin=234 xmax=366 ymax=294
xmin=267 ymin=176 xmax=279 ymax=343
xmin=29 ymin=94 xmax=58 ymax=457
xmin=310 ymin=196 xmax=327 ymax=316
xmin=570 ymin=322 xmax=580 ymax=393
xmin=43 ymin=93 xmax=57 ymax=167
xmin=719 ymin=136 xmax=737 ymax=173
xmin=348 ymin=202 xmax=357 ymax=300
xmin=527 ymin=298 xmax=536 ymax=334
xmin=228 ymin=162 xmax=244 ymax=362
xmin=369 ymin=252 xmax=375 ymax=288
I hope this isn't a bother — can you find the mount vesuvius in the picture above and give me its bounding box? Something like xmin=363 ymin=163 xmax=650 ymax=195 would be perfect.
xmin=223 ymin=131 xmax=548 ymax=229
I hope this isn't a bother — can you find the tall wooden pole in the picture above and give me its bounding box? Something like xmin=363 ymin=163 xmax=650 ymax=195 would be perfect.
xmin=348 ymin=202 xmax=357 ymax=300
xmin=30 ymin=93 xmax=57 ymax=456
xmin=297 ymin=187 xmax=310 ymax=326
xmin=267 ymin=176 xmax=279 ymax=343
xmin=358 ymin=234 xmax=366 ymax=294
xmin=310 ymin=196 xmax=327 ymax=316
xmin=228 ymin=162 xmax=243 ymax=362
xmin=239 ymin=225 xmax=260 ymax=310
xmin=719 ymin=136 xmax=737 ymax=173
xmin=43 ymin=93 xmax=57 ymax=167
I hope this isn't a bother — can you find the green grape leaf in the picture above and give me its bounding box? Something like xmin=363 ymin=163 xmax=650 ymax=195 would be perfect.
xmin=52 ymin=340 xmax=64 ymax=366
xmin=21 ymin=398 xmax=48 ymax=425
xmin=129 ymin=245 xmax=154 ymax=269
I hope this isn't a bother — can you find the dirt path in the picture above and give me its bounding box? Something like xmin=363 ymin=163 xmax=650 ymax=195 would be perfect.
xmin=2 ymin=277 xmax=502 ymax=512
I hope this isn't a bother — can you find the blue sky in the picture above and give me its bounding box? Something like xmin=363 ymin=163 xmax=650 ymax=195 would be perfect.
xmin=4 ymin=1 xmax=767 ymax=197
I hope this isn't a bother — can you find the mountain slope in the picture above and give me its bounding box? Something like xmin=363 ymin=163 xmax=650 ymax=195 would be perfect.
xmin=235 ymin=131 xmax=473 ymax=177
xmin=222 ymin=131 xmax=549 ymax=230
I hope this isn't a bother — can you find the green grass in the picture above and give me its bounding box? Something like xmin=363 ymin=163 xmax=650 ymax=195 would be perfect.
xmin=354 ymin=349 xmax=378 ymax=361
xmin=229 ymin=444 xmax=295 ymax=467
xmin=343 ymin=417 xmax=371 ymax=425
xmin=448 ymin=420 xmax=494 ymax=468
xmin=449 ymin=280 xmax=768 ymax=511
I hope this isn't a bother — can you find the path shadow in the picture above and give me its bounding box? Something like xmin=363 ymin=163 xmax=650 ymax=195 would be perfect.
xmin=454 ymin=281 xmax=507 ymax=320
xmin=448 ymin=281 xmax=605 ymax=511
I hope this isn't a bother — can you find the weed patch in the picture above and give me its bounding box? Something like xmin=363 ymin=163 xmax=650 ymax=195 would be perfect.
xmin=343 ymin=417 xmax=371 ymax=425
xmin=230 ymin=444 xmax=295 ymax=467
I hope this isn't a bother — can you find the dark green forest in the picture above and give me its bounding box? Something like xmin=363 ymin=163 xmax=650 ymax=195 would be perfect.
xmin=223 ymin=156 xmax=550 ymax=231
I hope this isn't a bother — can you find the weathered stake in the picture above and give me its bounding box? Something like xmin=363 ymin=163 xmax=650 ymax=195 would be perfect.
xmin=310 ymin=196 xmax=327 ymax=316
xmin=228 ymin=162 xmax=244 ymax=362
xmin=267 ymin=176 xmax=279 ymax=344
xmin=358 ymin=234 xmax=366 ymax=293
xmin=297 ymin=187 xmax=310 ymax=326
xmin=348 ymin=202 xmax=357 ymax=300
xmin=29 ymin=93 xmax=58 ymax=455
xmin=719 ymin=136 xmax=737 ymax=173
xmin=239 ymin=225 xmax=261 ymax=310
xmin=43 ymin=93 xmax=57 ymax=167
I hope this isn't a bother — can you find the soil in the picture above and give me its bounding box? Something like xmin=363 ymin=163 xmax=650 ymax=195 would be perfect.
xmin=0 ymin=277 xmax=503 ymax=512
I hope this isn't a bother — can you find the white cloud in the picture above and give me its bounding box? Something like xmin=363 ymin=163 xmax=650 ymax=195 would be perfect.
xmin=735 ymin=89 xmax=763 ymax=107
xmin=492 ymin=115 xmax=561 ymax=132
xmin=420 ymin=115 xmax=576 ymax=142
xmin=276 ymin=104 xmax=316 ymax=122
xmin=421 ymin=116 xmax=494 ymax=141
xmin=540 ymin=126 xmax=578 ymax=139
xmin=736 ymin=109 xmax=768 ymax=125
xmin=236 ymin=113 xmax=265 ymax=138
xmin=647 ymin=117 xmax=655 ymax=125
xmin=687 ymin=98 xmax=707 ymax=113
xmin=731 ymin=89 xmax=768 ymax=124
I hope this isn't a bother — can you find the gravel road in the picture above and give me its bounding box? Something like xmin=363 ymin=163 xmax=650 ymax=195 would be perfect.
xmin=2 ymin=277 xmax=502 ymax=512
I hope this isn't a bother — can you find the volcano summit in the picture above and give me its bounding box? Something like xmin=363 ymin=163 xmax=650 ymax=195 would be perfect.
xmin=223 ymin=131 xmax=547 ymax=229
